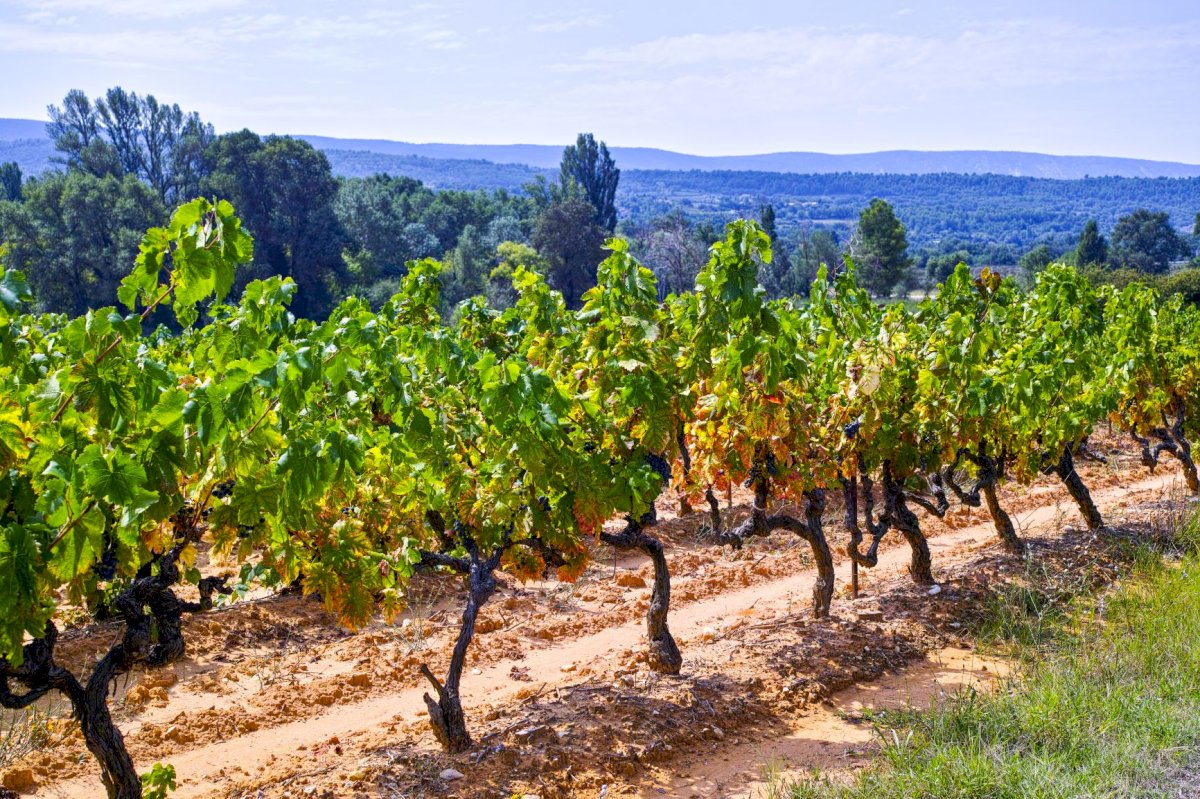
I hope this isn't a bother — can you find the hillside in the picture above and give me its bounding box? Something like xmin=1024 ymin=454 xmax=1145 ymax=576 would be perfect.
xmin=5 ymin=117 xmax=1200 ymax=180
xmin=321 ymin=148 xmax=550 ymax=190
xmin=4 ymin=117 xmax=1197 ymax=252
xmin=302 ymin=135 xmax=1200 ymax=179
xmin=0 ymin=118 xmax=48 ymax=141
xmin=618 ymin=170 xmax=1200 ymax=249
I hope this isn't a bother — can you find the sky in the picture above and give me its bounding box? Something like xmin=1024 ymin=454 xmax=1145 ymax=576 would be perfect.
xmin=0 ymin=0 xmax=1197 ymax=161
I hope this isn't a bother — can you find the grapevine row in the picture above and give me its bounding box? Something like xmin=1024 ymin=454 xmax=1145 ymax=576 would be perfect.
xmin=0 ymin=203 xmax=1197 ymax=797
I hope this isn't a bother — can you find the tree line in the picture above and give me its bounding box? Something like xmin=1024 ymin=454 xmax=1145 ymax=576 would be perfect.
xmin=0 ymin=88 xmax=625 ymax=319
xmin=1 ymin=87 xmax=1198 ymax=319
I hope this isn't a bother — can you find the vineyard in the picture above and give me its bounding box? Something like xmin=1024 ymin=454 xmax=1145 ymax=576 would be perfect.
xmin=1 ymin=199 xmax=1199 ymax=799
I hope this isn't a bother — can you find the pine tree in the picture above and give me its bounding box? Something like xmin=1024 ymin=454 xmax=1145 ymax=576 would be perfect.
xmin=1075 ymin=219 xmax=1108 ymax=267
xmin=852 ymin=198 xmax=912 ymax=297
xmin=759 ymin=203 xmax=778 ymax=243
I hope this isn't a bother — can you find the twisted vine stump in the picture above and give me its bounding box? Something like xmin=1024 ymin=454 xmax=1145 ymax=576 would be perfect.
xmin=0 ymin=532 xmax=228 ymax=799
xmin=881 ymin=463 xmax=934 ymax=585
xmin=973 ymin=445 xmax=1026 ymax=555
xmin=1050 ymin=445 xmax=1104 ymax=531
xmin=718 ymin=473 xmax=834 ymax=618
xmin=1132 ymin=404 xmax=1200 ymax=495
xmin=601 ymin=514 xmax=682 ymax=675
xmin=418 ymin=545 xmax=501 ymax=753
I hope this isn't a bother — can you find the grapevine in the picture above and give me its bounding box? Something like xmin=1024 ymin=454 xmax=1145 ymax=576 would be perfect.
xmin=2 ymin=205 xmax=1197 ymax=797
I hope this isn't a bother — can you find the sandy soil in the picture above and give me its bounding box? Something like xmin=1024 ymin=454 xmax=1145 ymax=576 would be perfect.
xmin=2 ymin=436 xmax=1193 ymax=799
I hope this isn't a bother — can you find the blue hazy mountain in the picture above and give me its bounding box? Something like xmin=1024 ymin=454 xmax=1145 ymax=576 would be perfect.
xmin=300 ymin=134 xmax=1200 ymax=179
xmin=4 ymin=118 xmax=1200 ymax=180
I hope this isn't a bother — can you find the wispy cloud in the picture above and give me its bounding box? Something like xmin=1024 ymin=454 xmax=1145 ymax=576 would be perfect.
xmin=530 ymin=14 xmax=607 ymax=34
xmin=13 ymin=0 xmax=252 ymax=20
xmin=560 ymin=19 xmax=1199 ymax=90
xmin=0 ymin=5 xmax=468 ymax=68
xmin=2 ymin=3 xmax=1197 ymax=161
xmin=507 ymin=16 xmax=1200 ymax=156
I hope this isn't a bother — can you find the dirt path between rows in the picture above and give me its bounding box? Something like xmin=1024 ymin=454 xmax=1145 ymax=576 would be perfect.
xmin=659 ymin=646 xmax=1010 ymax=799
xmin=35 ymin=469 xmax=1187 ymax=798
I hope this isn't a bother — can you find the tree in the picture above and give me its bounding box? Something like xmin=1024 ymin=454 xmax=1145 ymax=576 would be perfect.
xmin=1018 ymin=243 xmax=1054 ymax=282
xmin=638 ymin=211 xmax=708 ymax=297
xmin=0 ymin=200 xmax=261 ymax=798
xmin=794 ymin=227 xmax=843 ymax=291
xmin=559 ymin=133 xmax=620 ymax=232
xmin=925 ymin=250 xmax=971 ymax=287
xmin=203 ymin=132 xmax=347 ymax=318
xmin=1075 ymin=219 xmax=1108 ymax=267
xmin=47 ymin=87 xmax=214 ymax=204
xmin=1110 ymin=209 xmax=1189 ymax=274
xmin=678 ymin=222 xmax=837 ymax=612
xmin=1106 ymin=284 xmax=1200 ymax=495
xmin=46 ymin=89 xmax=102 ymax=170
xmin=531 ymin=197 xmax=607 ymax=307
xmin=759 ymin=203 xmax=778 ymax=243
xmin=0 ymin=171 xmax=164 ymax=315
xmin=334 ymin=174 xmax=422 ymax=280
xmin=851 ymin=199 xmax=912 ymax=297
xmin=442 ymin=223 xmax=491 ymax=308
xmin=488 ymin=241 xmax=548 ymax=308
xmin=1194 ymin=211 xmax=1199 ymax=237
xmin=0 ymin=162 xmax=19 ymax=202
xmin=1158 ymin=269 xmax=1200 ymax=306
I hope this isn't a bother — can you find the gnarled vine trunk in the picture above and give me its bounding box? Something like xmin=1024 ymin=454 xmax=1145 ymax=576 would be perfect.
xmin=981 ymin=480 xmax=1024 ymax=554
xmin=0 ymin=524 xmax=226 ymax=799
xmin=79 ymin=655 xmax=142 ymax=798
xmin=974 ymin=445 xmax=1025 ymax=555
xmin=842 ymin=471 xmax=886 ymax=568
xmin=881 ymin=462 xmax=934 ymax=585
xmin=0 ymin=627 xmax=141 ymax=799
xmin=419 ymin=545 xmax=500 ymax=753
xmin=719 ymin=470 xmax=835 ymax=618
xmin=1051 ymin=444 xmax=1104 ymax=531
xmin=1132 ymin=403 xmax=1200 ymax=495
xmin=801 ymin=489 xmax=836 ymax=614
xmin=601 ymin=513 xmax=682 ymax=675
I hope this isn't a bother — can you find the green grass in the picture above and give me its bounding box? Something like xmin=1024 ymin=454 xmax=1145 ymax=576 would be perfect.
xmin=780 ymin=519 xmax=1200 ymax=799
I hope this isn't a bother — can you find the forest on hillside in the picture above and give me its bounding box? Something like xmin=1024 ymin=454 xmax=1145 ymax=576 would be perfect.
xmin=1 ymin=88 xmax=1198 ymax=322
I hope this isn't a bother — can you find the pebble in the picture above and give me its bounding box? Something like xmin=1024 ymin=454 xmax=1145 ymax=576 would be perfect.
xmin=928 ymin=584 xmax=942 ymax=595
xmin=440 ymin=768 xmax=464 ymax=781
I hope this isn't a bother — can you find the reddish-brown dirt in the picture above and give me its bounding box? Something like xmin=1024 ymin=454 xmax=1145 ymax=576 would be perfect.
xmin=2 ymin=437 xmax=1193 ymax=799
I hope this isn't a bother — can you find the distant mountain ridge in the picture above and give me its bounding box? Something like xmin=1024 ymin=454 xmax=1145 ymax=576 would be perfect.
xmin=2 ymin=117 xmax=1199 ymax=180
xmin=0 ymin=119 xmax=48 ymax=141
xmin=300 ymin=135 xmax=1200 ymax=179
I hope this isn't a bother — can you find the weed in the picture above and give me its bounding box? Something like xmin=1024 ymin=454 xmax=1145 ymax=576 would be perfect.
xmin=0 ymin=701 xmax=68 ymax=770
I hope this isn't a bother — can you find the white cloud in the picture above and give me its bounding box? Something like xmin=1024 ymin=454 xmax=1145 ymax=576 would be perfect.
xmin=555 ymin=19 xmax=1198 ymax=101
xmin=0 ymin=5 xmax=468 ymax=68
xmin=530 ymin=14 xmax=607 ymax=34
xmin=13 ymin=0 xmax=251 ymax=20
xmin=2 ymin=3 xmax=1197 ymax=160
